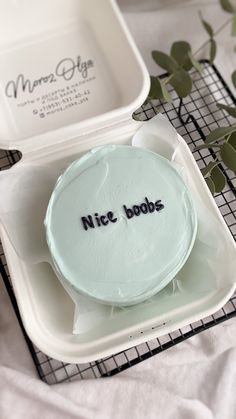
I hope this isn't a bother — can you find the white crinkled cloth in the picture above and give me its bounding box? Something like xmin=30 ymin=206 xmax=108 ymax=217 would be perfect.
xmin=1 ymin=1 xmax=236 ymax=418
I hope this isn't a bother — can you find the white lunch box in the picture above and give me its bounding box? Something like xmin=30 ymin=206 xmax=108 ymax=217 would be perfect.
xmin=0 ymin=0 xmax=235 ymax=363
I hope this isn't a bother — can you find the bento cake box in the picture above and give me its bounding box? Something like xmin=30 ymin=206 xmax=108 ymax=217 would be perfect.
xmin=0 ymin=0 xmax=236 ymax=363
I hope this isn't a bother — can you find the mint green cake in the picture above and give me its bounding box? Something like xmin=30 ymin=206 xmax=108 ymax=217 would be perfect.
xmin=45 ymin=145 xmax=197 ymax=306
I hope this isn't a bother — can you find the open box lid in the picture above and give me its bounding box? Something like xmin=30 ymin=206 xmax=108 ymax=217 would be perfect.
xmin=0 ymin=0 xmax=150 ymax=155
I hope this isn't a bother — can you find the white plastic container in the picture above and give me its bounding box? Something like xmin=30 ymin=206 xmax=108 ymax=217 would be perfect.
xmin=0 ymin=0 xmax=235 ymax=363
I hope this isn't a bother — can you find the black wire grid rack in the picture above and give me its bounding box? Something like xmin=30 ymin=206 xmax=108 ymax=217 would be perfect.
xmin=0 ymin=60 xmax=236 ymax=384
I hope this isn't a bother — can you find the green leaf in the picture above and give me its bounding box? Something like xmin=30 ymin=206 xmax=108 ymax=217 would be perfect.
xmin=210 ymin=39 xmax=217 ymax=63
xmin=211 ymin=166 xmax=226 ymax=192
xmin=217 ymin=103 xmax=236 ymax=117
xmin=148 ymin=76 xmax=164 ymax=100
xmin=220 ymin=142 xmax=236 ymax=171
xmin=169 ymin=69 xmax=192 ymax=98
xmin=152 ymin=51 xmax=178 ymax=74
xmin=188 ymin=52 xmax=203 ymax=73
xmin=205 ymin=126 xmax=236 ymax=144
xmin=227 ymin=131 xmax=236 ymax=149
xmin=170 ymin=41 xmax=192 ymax=70
xmin=219 ymin=0 xmax=234 ymax=13
xmin=146 ymin=76 xmax=172 ymax=104
xmin=201 ymin=161 xmax=220 ymax=176
xmin=199 ymin=12 xmax=214 ymax=37
xmin=160 ymin=80 xmax=172 ymax=103
xmin=232 ymin=12 xmax=236 ymax=35
xmin=206 ymin=177 xmax=215 ymax=194
xmin=194 ymin=144 xmax=221 ymax=152
xmin=232 ymin=70 xmax=236 ymax=89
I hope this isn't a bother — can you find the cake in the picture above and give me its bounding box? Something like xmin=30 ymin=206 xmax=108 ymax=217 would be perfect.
xmin=45 ymin=145 xmax=197 ymax=306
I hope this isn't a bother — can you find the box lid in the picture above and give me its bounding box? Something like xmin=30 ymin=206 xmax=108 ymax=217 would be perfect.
xmin=0 ymin=0 xmax=150 ymax=154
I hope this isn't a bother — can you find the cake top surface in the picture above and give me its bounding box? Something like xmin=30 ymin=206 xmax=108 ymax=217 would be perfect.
xmin=45 ymin=144 xmax=197 ymax=306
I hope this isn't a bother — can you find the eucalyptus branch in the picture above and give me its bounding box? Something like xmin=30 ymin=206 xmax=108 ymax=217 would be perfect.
xmin=133 ymin=0 xmax=236 ymax=194
xmin=193 ymin=16 xmax=233 ymax=57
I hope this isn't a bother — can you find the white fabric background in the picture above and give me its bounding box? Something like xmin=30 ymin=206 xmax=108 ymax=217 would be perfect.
xmin=1 ymin=1 xmax=236 ymax=418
